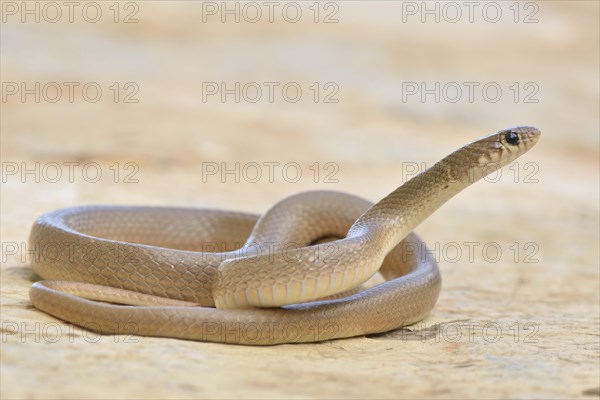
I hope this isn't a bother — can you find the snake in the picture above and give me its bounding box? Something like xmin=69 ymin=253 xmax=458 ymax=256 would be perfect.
xmin=28 ymin=126 xmax=540 ymax=345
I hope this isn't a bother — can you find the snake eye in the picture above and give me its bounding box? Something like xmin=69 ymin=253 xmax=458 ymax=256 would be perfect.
xmin=505 ymin=131 xmax=520 ymax=145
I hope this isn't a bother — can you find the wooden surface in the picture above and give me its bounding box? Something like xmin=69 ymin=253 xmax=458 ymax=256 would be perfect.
xmin=1 ymin=2 xmax=598 ymax=399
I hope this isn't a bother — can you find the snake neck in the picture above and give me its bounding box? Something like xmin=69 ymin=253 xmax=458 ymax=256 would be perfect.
xmin=347 ymin=144 xmax=516 ymax=253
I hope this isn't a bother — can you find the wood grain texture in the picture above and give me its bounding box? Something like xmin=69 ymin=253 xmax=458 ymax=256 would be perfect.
xmin=1 ymin=1 xmax=598 ymax=398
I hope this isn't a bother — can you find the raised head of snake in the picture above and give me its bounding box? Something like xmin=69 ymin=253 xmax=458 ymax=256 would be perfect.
xmin=213 ymin=126 xmax=541 ymax=309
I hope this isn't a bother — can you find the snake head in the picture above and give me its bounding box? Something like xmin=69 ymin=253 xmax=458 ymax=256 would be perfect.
xmin=498 ymin=126 xmax=541 ymax=151
xmin=472 ymin=126 xmax=541 ymax=166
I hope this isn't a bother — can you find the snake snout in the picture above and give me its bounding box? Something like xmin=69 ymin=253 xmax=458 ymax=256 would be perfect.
xmin=490 ymin=126 xmax=540 ymax=156
xmin=509 ymin=126 xmax=541 ymax=148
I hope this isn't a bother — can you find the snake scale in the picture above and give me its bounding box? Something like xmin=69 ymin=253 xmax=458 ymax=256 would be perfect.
xmin=28 ymin=126 xmax=540 ymax=345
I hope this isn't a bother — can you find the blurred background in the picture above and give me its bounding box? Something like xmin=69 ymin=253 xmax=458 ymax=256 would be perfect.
xmin=1 ymin=1 xmax=598 ymax=399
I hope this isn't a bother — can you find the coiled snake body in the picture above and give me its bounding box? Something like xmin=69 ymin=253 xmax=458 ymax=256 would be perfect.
xmin=29 ymin=127 xmax=540 ymax=344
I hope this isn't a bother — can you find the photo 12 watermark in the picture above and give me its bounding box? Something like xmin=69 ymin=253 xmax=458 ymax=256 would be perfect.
xmin=1 ymin=1 xmax=140 ymax=24
xmin=399 ymin=240 xmax=541 ymax=265
xmin=400 ymin=161 xmax=540 ymax=184
xmin=200 ymin=1 xmax=339 ymax=24
xmin=400 ymin=81 xmax=539 ymax=104
xmin=400 ymin=1 xmax=540 ymax=24
xmin=201 ymin=161 xmax=339 ymax=184
xmin=1 ymin=162 xmax=140 ymax=184
xmin=1 ymin=321 xmax=140 ymax=344
xmin=2 ymin=82 xmax=140 ymax=104
xmin=2 ymin=240 xmax=143 ymax=265
xmin=201 ymin=82 xmax=339 ymax=104
xmin=383 ymin=320 xmax=541 ymax=344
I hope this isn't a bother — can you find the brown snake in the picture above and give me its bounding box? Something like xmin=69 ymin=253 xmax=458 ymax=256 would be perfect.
xmin=28 ymin=126 xmax=540 ymax=345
